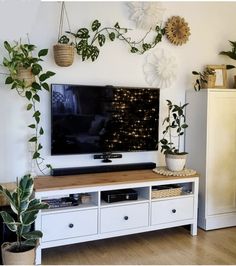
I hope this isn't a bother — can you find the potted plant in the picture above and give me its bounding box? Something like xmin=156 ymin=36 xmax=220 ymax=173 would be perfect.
xmin=159 ymin=100 xmax=188 ymax=171
xmin=219 ymin=40 xmax=236 ymax=87
xmin=192 ymin=67 xmax=216 ymax=91
xmin=0 ymin=174 xmax=48 ymax=265
xmin=2 ymin=40 xmax=55 ymax=174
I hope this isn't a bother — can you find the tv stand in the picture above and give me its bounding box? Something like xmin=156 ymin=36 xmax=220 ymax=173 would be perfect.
xmin=94 ymin=152 xmax=122 ymax=163
xmin=34 ymin=170 xmax=199 ymax=264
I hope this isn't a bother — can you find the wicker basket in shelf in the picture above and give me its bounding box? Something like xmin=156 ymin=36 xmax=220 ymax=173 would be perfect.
xmin=151 ymin=186 xmax=183 ymax=199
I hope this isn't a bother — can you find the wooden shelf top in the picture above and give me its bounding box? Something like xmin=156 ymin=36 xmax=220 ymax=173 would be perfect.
xmin=34 ymin=170 xmax=198 ymax=192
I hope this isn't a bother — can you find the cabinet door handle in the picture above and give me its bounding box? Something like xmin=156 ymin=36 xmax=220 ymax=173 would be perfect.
xmin=69 ymin=223 xmax=74 ymax=228
xmin=172 ymin=209 xmax=176 ymax=214
xmin=124 ymin=216 xmax=129 ymax=220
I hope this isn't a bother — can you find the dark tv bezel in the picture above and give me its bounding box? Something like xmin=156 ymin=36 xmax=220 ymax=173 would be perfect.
xmin=50 ymin=84 xmax=160 ymax=156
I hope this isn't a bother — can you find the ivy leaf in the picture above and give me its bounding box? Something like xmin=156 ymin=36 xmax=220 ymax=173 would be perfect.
xmin=28 ymin=124 xmax=35 ymax=129
xmin=27 ymin=104 xmax=33 ymax=111
xmin=98 ymin=34 xmax=106 ymax=47
xmin=41 ymin=83 xmax=49 ymax=91
xmin=32 ymin=64 xmax=42 ymax=75
xmin=109 ymin=32 xmax=116 ymax=41
xmin=29 ymin=137 xmax=37 ymax=142
xmin=25 ymin=91 xmax=32 ymax=100
xmin=91 ymin=20 xmax=101 ymax=31
xmin=38 ymin=49 xmax=48 ymax=57
xmin=33 ymin=94 xmax=40 ymax=102
xmin=39 ymin=71 xmax=55 ymax=82
xmin=77 ymin=28 xmax=90 ymax=39
xmin=33 ymin=151 xmax=40 ymax=159
xmin=32 ymin=82 xmax=41 ymax=91
xmin=39 ymin=127 xmax=44 ymax=135
xmin=5 ymin=76 xmax=13 ymax=84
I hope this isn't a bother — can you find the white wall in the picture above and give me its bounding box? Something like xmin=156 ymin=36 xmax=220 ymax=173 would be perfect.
xmin=0 ymin=1 xmax=236 ymax=182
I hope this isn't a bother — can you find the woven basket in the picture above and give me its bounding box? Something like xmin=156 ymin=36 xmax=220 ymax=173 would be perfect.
xmin=152 ymin=186 xmax=182 ymax=199
xmin=17 ymin=66 xmax=35 ymax=87
xmin=202 ymin=74 xmax=216 ymax=89
xmin=53 ymin=44 xmax=74 ymax=67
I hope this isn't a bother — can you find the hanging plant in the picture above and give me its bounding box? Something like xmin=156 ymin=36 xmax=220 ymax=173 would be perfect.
xmin=2 ymin=40 xmax=55 ymax=174
xmin=58 ymin=19 xmax=165 ymax=62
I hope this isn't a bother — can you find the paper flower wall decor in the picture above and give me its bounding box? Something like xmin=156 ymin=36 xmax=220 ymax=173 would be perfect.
xmin=165 ymin=16 xmax=191 ymax=46
xmin=127 ymin=2 xmax=166 ymax=30
xmin=143 ymin=49 xmax=178 ymax=89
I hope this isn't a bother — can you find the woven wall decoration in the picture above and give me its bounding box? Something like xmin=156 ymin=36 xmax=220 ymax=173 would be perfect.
xmin=165 ymin=16 xmax=191 ymax=46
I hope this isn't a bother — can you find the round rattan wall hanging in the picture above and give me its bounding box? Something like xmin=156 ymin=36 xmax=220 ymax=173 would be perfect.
xmin=165 ymin=16 xmax=191 ymax=46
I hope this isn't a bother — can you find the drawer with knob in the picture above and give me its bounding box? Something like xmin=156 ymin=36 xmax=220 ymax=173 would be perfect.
xmin=41 ymin=209 xmax=98 ymax=242
xmin=151 ymin=196 xmax=194 ymax=225
xmin=100 ymin=203 xmax=149 ymax=233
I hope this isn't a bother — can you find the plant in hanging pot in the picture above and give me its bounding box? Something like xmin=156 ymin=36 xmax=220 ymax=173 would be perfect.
xmin=0 ymin=174 xmax=48 ymax=265
xmin=159 ymin=100 xmax=189 ymax=171
xmin=219 ymin=40 xmax=236 ymax=87
xmin=2 ymin=40 xmax=55 ymax=175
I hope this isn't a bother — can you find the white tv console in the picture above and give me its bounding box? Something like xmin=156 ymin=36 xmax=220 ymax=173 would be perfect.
xmin=34 ymin=170 xmax=199 ymax=265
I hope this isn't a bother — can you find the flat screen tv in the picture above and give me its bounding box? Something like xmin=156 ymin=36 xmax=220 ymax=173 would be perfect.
xmin=51 ymin=84 xmax=159 ymax=155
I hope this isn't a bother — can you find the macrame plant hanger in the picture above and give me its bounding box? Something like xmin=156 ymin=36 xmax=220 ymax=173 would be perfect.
xmin=53 ymin=1 xmax=74 ymax=67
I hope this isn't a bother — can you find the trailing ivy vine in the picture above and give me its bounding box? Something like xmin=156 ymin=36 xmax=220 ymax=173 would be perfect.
xmin=59 ymin=20 xmax=165 ymax=62
xmin=2 ymin=41 xmax=55 ymax=174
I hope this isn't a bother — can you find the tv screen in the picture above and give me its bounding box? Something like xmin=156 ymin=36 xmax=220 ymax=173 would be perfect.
xmin=51 ymin=84 xmax=159 ymax=155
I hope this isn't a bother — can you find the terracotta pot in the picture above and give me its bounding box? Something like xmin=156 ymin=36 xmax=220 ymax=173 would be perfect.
xmin=1 ymin=242 xmax=36 ymax=265
xmin=165 ymin=153 xmax=187 ymax=172
xmin=53 ymin=44 xmax=74 ymax=67
xmin=17 ymin=66 xmax=35 ymax=87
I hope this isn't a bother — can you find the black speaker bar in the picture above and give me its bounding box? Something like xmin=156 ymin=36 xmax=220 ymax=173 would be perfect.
xmin=51 ymin=162 xmax=156 ymax=176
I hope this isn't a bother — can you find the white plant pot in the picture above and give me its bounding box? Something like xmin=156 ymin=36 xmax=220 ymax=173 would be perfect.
xmin=165 ymin=153 xmax=187 ymax=172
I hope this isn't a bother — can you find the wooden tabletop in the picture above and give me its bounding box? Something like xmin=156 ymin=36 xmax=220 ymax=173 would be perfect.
xmin=34 ymin=170 xmax=198 ymax=192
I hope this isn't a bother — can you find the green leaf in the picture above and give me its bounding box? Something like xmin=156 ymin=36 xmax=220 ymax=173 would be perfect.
xmin=28 ymin=124 xmax=35 ymax=129
xmin=4 ymin=41 xmax=12 ymax=53
xmin=38 ymin=143 xmax=43 ymax=150
xmin=91 ymin=20 xmax=101 ymax=31
xmin=58 ymin=35 xmax=70 ymax=44
xmin=22 ymin=230 xmax=43 ymax=240
xmin=29 ymin=137 xmax=37 ymax=142
xmin=131 ymin=47 xmax=138 ymax=53
xmin=32 ymin=64 xmax=42 ymax=75
xmin=32 ymin=82 xmax=41 ymax=91
xmin=23 ymin=239 xmax=37 ymax=246
xmin=33 ymin=110 xmax=41 ymax=117
xmin=109 ymin=32 xmax=116 ymax=41
xmin=39 ymin=127 xmax=44 ymax=135
xmin=219 ymin=51 xmax=236 ymax=60
xmin=181 ymin=124 xmax=188 ymax=129
xmin=33 ymin=94 xmax=40 ymax=102
xmin=42 ymin=83 xmax=49 ymax=91
xmin=21 ymin=210 xmax=39 ymax=225
xmin=226 ymin=64 xmax=235 ymax=70
xmin=77 ymin=28 xmax=90 ymax=39
xmin=98 ymin=34 xmax=106 ymax=47
xmin=38 ymin=49 xmax=48 ymax=57
xmin=0 ymin=211 xmax=17 ymax=232
xmin=114 ymin=22 xmax=120 ymax=29
xmin=90 ymin=46 xmax=100 ymax=62
xmin=25 ymin=91 xmax=32 ymax=100
xmin=27 ymin=104 xmax=33 ymax=110
xmin=5 ymin=76 xmax=13 ymax=84
xmin=33 ymin=151 xmax=40 ymax=159
xmin=39 ymin=71 xmax=55 ymax=82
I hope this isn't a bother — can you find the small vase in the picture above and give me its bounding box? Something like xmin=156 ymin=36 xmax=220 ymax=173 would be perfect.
xmin=165 ymin=153 xmax=187 ymax=172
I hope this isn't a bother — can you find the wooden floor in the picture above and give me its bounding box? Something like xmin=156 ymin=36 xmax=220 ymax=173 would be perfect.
xmin=42 ymin=227 xmax=236 ymax=265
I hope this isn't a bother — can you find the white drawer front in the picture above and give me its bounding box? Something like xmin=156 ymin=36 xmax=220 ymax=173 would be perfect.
xmin=42 ymin=209 xmax=98 ymax=242
xmin=151 ymin=197 xmax=194 ymax=225
xmin=101 ymin=203 xmax=149 ymax=233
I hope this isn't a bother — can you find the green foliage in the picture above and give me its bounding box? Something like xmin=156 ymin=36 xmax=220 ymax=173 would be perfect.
xmin=219 ymin=40 xmax=236 ymax=69
xmin=58 ymin=19 xmax=165 ymax=62
xmin=2 ymin=40 xmax=55 ymax=174
xmin=159 ymin=100 xmax=188 ymax=155
xmin=0 ymin=175 xmax=48 ymax=252
xmin=192 ymin=67 xmax=215 ymax=91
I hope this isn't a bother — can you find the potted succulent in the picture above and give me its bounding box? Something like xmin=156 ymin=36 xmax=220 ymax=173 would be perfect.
xmin=192 ymin=67 xmax=216 ymax=91
xmin=219 ymin=40 xmax=236 ymax=87
xmin=0 ymin=174 xmax=48 ymax=265
xmin=2 ymin=40 xmax=55 ymax=174
xmin=159 ymin=100 xmax=188 ymax=171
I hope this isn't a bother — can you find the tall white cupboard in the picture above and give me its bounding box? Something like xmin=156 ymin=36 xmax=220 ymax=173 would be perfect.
xmin=186 ymin=89 xmax=236 ymax=230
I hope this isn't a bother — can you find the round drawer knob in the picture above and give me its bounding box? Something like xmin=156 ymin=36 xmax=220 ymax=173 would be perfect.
xmin=172 ymin=209 xmax=176 ymax=214
xmin=124 ymin=216 xmax=129 ymax=220
xmin=69 ymin=223 xmax=74 ymax=228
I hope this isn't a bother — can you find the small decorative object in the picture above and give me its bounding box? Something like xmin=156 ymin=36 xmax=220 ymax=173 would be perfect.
xmin=143 ymin=49 xmax=177 ymax=89
xmin=206 ymin=64 xmax=227 ymax=88
xmin=165 ymin=16 xmax=191 ymax=46
xmin=159 ymin=100 xmax=188 ymax=171
xmin=127 ymin=2 xmax=166 ymax=30
xmin=153 ymin=166 xmax=196 ymax=176
xmin=53 ymin=2 xmax=74 ymax=67
xmin=219 ymin=41 xmax=236 ymax=87
xmin=2 ymin=40 xmax=55 ymax=174
xmin=151 ymin=184 xmax=183 ymax=198
xmin=0 ymin=175 xmax=48 ymax=265
xmin=192 ymin=67 xmax=216 ymax=91
xmin=80 ymin=193 xmax=92 ymax=204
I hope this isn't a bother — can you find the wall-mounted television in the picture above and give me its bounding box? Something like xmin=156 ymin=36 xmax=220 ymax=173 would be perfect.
xmin=51 ymin=84 xmax=160 ymax=155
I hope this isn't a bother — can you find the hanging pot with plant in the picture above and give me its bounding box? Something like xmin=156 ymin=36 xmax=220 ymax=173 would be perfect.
xmin=53 ymin=2 xmax=74 ymax=67
xmin=159 ymin=100 xmax=189 ymax=172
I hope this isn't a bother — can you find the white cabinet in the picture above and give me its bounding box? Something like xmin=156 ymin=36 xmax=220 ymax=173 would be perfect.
xmin=186 ymin=89 xmax=236 ymax=230
xmin=34 ymin=170 xmax=198 ymax=264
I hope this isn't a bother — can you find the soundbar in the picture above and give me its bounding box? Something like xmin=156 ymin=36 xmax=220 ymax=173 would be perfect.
xmin=51 ymin=162 xmax=156 ymax=176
